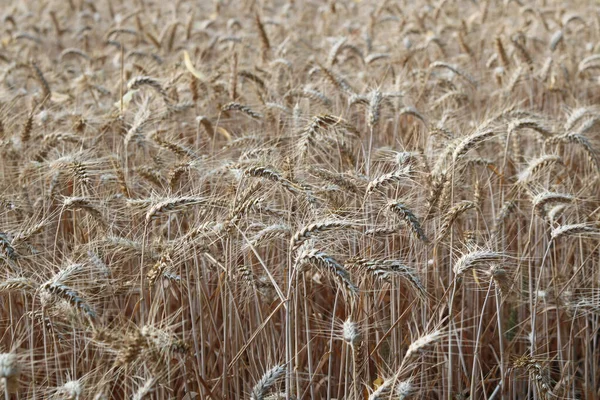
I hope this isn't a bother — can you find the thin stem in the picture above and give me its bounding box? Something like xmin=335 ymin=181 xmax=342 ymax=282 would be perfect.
xmin=495 ymin=285 xmax=505 ymax=399
xmin=470 ymin=280 xmax=494 ymax=398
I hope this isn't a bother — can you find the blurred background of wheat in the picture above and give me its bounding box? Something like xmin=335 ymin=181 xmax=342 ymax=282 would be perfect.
xmin=0 ymin=0 xmax=599 ymax=399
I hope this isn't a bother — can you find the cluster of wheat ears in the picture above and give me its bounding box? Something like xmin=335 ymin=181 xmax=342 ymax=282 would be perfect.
xmin=0 ymin=0 xmax=598 ymax=399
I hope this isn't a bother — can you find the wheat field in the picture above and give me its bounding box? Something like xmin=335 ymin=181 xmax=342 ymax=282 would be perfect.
xmin=0 ymin=0 xmax=599 ymax=399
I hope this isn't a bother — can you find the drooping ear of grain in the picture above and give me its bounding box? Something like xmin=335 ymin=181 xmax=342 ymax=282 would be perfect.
xmin=387 ymin=201 xmax=429 ymax=243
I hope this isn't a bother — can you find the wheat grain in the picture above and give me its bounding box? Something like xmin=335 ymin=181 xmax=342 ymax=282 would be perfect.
xmin=551 ymin=223 xmax=600 ymax=240
xmin=291 ymin=219 xmax=354 ymax=248
xmin=387 ymin=201 xmax=429 ymax=243
xmin=454 ymin=250 xmax=504 ymax=276
xmin=0 ymin=353 xmax=20 ymax=394
xmin=295 ymin=247 xmax=358 ymax=296
xmin=251 ymin=365 xmax=285 ymax=400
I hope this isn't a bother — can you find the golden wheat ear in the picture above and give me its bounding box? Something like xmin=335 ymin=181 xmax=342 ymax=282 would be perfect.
xmin=250 ymin=365 xmax=286 ymax=400
xmin=368 ymin=377 xmax=413 ymax=400
xmin=386 ymin=201 xmax=429 ymax=243
xmin=0 ymin=353 xmax=21 ymax=395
